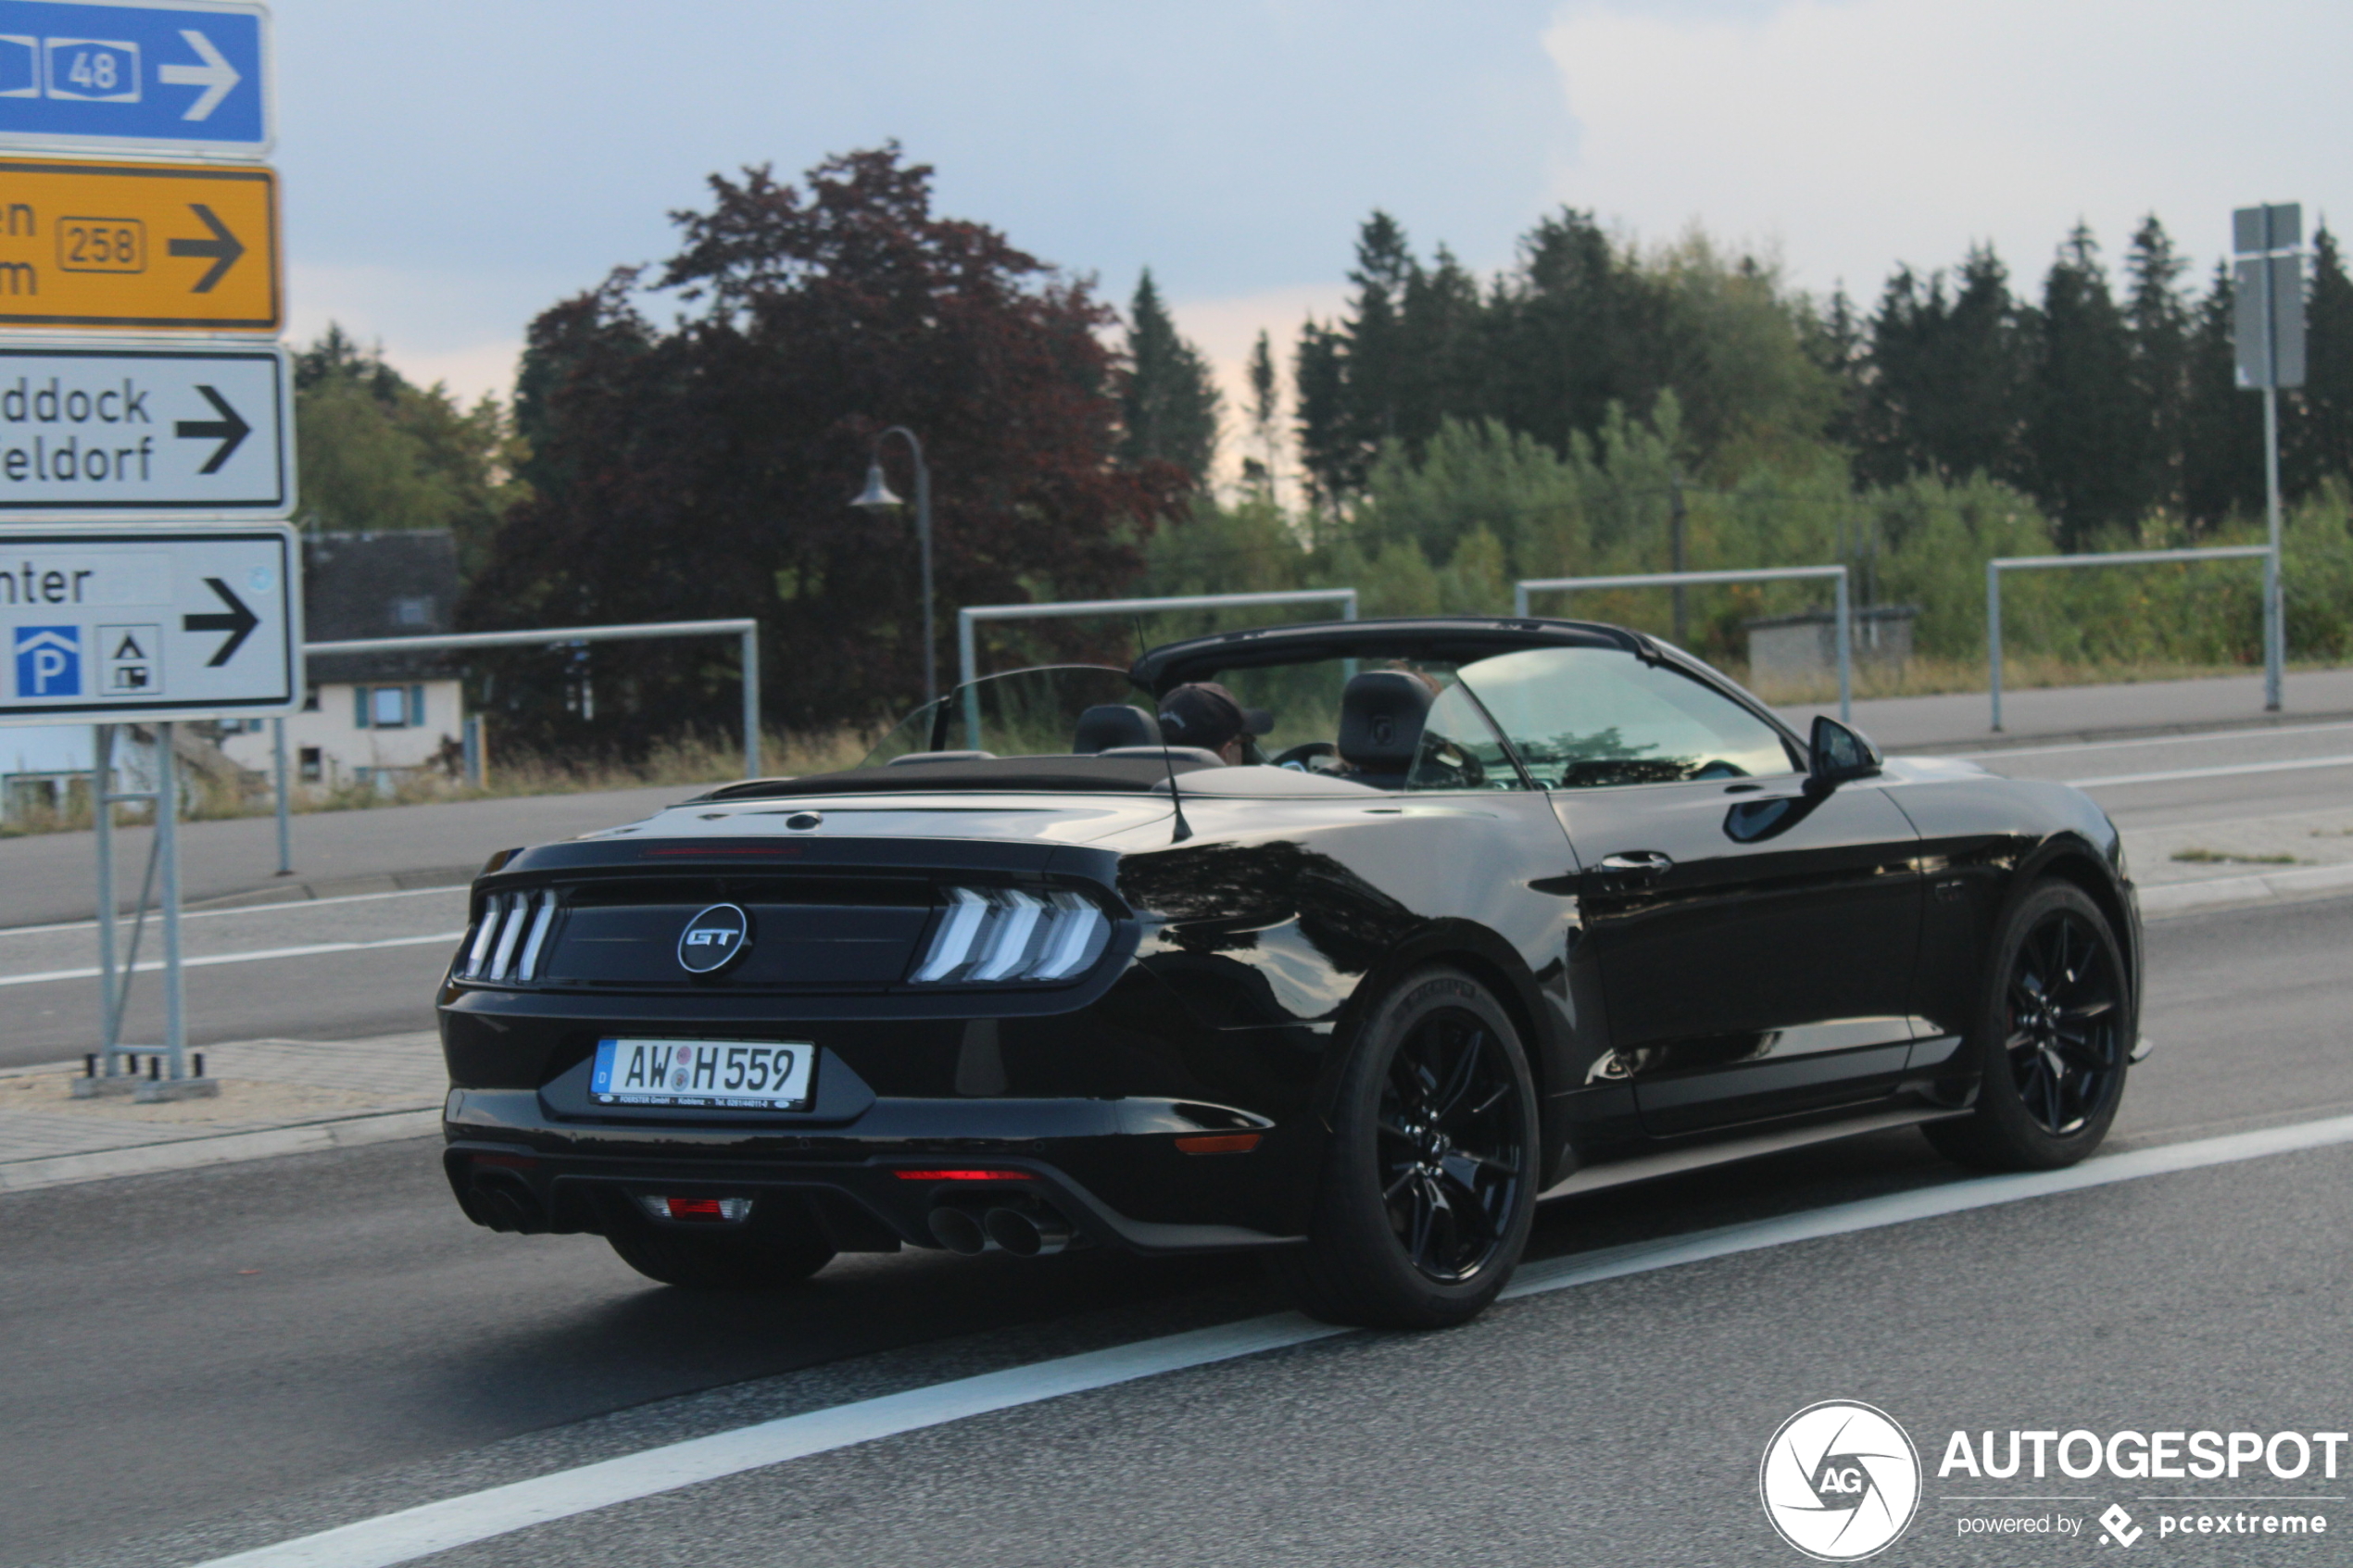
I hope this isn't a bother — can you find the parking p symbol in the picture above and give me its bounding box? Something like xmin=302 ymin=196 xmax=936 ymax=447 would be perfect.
xmin=12 ymin=625 xmax=81 ymax=697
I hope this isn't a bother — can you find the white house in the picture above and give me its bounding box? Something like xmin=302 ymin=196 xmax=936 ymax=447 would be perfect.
xmin=218 ymin=531 xmax=466 ymax=794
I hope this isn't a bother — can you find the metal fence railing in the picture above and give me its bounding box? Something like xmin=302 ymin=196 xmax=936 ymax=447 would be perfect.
xmin=1516 ymin=566 xmax=1853 ymax=721
xmin=272 ymin=618 xmax=761 ymax=874
xmin=1985 ymin=547 xmax=2274 ymax=731
xmin=956 ymin=589 xmax=1360 ymax=688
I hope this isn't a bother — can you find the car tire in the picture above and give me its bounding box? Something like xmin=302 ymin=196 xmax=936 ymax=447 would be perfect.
xmin=1273 ymin=966 xmax=1539 ymax=1330
xmin=602 ymin=1197 xmax=837 ymax=1290
xmin=1924 ymin=880 xmax=2133 ymax=1173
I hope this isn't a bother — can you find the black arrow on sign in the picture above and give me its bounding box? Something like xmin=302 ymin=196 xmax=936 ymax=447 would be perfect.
xmin=167 ymin=203 xmax=245 ymax=293
xmin=183 ymin=577 xmax=259 ymax=667
xmin=174 ymin=384 xmax=250 ymax=473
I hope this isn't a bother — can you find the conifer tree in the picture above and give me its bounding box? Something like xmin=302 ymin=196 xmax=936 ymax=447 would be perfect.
xmin=1119 ymin=269 xmax=1222 ymax=487
xmin=2125 ymin=216 xmax=2193 ymax=519
xmin=2027 ymin=225 xmax=2144 ymax=547
xmin=1243 ymin=329 xmax=1279 ymax=496
xmin=2292 ymin=224 xmax=2353 ymax=494
xmin=2181 ymin=260 xmax=2264 ymax=528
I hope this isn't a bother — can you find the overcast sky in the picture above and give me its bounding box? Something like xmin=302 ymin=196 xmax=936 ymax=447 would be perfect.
xmin=278 ymin=0 xmax=2349 ymax=433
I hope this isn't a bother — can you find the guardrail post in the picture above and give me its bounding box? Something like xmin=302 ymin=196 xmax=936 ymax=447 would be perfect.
xmin=740 ymin=624 xmax=761 ymax=779
xmin=271 ymin=715 xmax=292 ymax=875
xmin=92 ymin=724 xmax=120 ymax=1071
xmin=156 ymin=722 xmax=185 ymax=1080
xmin=1833 ymin=568 xmax=1852 ymax=724
xmin=1341 ymin=591 xmax=1359 ymax=621
xmin=1987 ymin=559 xmax=2004 ymax=733
xmin=1513 ymin=583 xmax=1529 ymax=618
xmin=958 ymin=609 xmax=977 ymax=692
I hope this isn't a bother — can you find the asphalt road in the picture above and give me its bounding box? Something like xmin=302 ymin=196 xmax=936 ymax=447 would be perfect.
xmin=6 ymin=891 xmax=2351 ymax=1568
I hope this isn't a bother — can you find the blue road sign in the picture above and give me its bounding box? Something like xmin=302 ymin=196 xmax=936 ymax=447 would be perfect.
xmin=14 ymin=622 xmax=81 ymax=696
xmin=0 ymin=1 xmax=267 ymax=157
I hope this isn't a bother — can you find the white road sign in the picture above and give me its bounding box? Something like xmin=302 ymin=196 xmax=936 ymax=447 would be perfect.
xmin=0 ymin=340 xmax=290 ymax=518
xmin=0 ymin=525 xmax=296 ymax=720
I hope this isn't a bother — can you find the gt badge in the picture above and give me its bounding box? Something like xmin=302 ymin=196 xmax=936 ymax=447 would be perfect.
xmin=676 ymin=903 xmax=751 ymax=975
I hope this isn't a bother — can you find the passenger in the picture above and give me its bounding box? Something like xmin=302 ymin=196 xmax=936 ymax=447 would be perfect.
xmin=1155 ymin=682 xmax=1265 ymax=765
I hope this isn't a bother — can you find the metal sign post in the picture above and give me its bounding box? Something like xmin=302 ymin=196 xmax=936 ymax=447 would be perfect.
xmin=2233 ymin=202 xmax=2304 ymax=713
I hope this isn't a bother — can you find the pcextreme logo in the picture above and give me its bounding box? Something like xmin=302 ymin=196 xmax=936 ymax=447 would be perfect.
xmin=1760 ymin=1401 xmax=1923 ymax=1562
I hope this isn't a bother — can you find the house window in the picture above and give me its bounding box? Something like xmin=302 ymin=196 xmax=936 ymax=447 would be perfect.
xmin=393 ymin=596 xmax=433 ymax=627
xmin=298 ymin=746 xmax=321 ymax=783
xmin=371 ymin=686 xmax=409 ymax=728
xmin=302 ymin=685 xmax=320 ymax=713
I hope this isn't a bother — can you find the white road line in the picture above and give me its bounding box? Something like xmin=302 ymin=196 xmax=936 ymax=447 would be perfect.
xmin=2062 ymin=754 xmax=2353 ymax=788
xmin=189 ymin=1110 xmax=2353 ymax=1568
xmin=0 ymin=932 xmax=464 ymax=989
xmin=0 ymin=884 xmax=466 ymax=941
xmin=1935 ymin=719 xmax=2353 ymax=763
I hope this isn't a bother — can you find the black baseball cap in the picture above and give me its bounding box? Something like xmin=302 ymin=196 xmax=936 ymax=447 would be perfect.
xmin=1156 ymin=683 xmax=1270 ymax=753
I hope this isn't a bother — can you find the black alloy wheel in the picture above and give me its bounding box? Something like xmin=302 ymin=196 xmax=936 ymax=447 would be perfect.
xmin=1926 ymin=880 xmax=2132 ymax=1172
xmin=1276 ymin=967 xmax=1539 ymax=1329
xmin=2005 ymin=903 xmax=2124 ymax=1135
xmin=1378 ymin=1006 xmax=1528 ymax=1282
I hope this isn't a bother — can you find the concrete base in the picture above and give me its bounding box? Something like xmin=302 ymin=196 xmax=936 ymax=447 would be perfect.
xmin=132 ymin=1077 xmax=221 ymax=1103
xmin=68 ymin=1076 xmax=138 ymax=1099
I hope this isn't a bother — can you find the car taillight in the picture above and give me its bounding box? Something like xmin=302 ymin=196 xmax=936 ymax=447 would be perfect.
xmin=910 ymin=887 xmax=1110 ymax=985
xmin=457 ymin=890 xmax=558 ymax=983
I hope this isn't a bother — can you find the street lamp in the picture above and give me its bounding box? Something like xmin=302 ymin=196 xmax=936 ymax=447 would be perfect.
xmin=849 ymin=426 xmax=937 ymax=704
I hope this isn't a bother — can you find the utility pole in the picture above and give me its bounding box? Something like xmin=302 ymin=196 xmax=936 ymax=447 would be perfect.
xmin=2233 ymin=203 xmax=2304 ymax=712
xmin=1668 ymin=473 xmax=1688 ymax=646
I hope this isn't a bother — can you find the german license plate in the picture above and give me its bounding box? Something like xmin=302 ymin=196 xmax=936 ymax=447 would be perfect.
xmin=590 ymin=1037 xmax=816 ymax=1111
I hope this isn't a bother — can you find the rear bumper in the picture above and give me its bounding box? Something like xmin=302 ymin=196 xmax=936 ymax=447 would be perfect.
xmin=442 ymin=1084 xmax=1310 ymax=1256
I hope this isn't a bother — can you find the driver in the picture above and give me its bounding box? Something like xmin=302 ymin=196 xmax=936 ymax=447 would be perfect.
xmin=1156 ymin=682 xmax=1265 ymax=765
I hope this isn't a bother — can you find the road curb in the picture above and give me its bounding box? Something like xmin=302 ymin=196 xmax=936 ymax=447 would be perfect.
xmin=2139 ymin=862 xmax=2353 ymax=920
xmin=0 ymin=1105 xmax=441 ymax=1195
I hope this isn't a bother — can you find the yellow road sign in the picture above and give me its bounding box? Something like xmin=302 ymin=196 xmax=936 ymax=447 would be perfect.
xmin=0 ymin=157 xmax=277 ymax=332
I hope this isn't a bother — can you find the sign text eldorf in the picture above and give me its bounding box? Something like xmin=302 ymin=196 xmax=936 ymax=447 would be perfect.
xmin=0 ymin=526 xmax=296 ymax=721
xmin=0 ymin=341 xmax=286 ymax=515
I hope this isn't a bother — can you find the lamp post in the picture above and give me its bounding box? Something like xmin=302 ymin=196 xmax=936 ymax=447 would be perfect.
xmin=849 ymin=426 xmax=937 ymax=704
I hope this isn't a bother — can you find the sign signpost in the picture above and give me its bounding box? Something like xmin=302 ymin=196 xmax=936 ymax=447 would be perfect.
xmin=2233 ymin=202 xmax=2302 ymax=714
xmin=0 ymin=525 xmax=296 ymax=719
xmin=0 ymin=339 xmax=287 ymax=514
xmin=0 ymin=0 xmax=269 ymax=157
xmin=0 ymin=0 xmax=282 ymax=1098
xmin=0 ymin=155 xmax=277 ymax=331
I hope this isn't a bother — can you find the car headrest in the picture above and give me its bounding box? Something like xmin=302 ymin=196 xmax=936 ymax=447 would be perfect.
xmin=1072 ymin=704 xmax=1162 ymax=754
xmin=1337 ymin=671 xmax=1434 ymax=776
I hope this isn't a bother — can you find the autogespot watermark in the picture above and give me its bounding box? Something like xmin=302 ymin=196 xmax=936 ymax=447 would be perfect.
xmin=1760 ymin=1401 xmax=1923 ymax=1561
xmin=1763 ymin=1406 xmax=2346 ymax=1556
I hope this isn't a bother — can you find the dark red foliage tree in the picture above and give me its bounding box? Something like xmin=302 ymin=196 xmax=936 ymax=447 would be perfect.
xmin=465 ymin=144 xmax=1181 ymax=750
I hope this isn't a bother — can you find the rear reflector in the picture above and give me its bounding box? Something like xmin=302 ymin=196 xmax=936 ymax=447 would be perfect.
xmin=640 ymin=1196 xmax=752 ymax=1222
xmin=892 ymin=1168 xmax=1032 ymax=1182
xmin=1175 ymin=1133 xmax=1263 ymax=1155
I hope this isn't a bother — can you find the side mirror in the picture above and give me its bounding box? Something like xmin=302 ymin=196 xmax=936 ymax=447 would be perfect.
xmin=1807 ymin=715 xmax=1882 ymax=792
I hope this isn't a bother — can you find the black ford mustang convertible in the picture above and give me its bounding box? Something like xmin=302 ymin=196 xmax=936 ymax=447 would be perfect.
xmin=439 ymin=617 xmax=2140 ymax=1327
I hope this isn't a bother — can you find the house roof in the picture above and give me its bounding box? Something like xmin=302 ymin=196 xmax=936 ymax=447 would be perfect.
xmin=303 ymin=531 xmax=461 ymax=684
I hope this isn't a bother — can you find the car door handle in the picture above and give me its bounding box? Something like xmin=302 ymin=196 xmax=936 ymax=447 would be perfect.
xmin=1592 ymin=850 xmax=1674 ymax=885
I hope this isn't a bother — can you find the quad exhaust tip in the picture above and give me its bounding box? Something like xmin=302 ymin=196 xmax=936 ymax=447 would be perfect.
xmin=925 ymin=1201 xmax=1076 ymax=1257
xmin=926 ymin=1204 xmax=991 ymax=1254
xmin=984 ymin=1204 xmax=1074 ymax=1258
